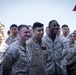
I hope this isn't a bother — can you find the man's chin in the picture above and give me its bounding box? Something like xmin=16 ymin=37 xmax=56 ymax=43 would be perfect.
xmin=40 ymin=35 xmax=43 ymax=38
xmin=53 ymin=32 xmax=57 ymax=35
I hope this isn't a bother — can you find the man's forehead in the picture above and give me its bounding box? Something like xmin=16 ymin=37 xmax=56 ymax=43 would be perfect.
xmin=62 ymin=27 xmax=69 ymax=29
xmin=50 ymin=21 xmax=59 ymax=26
xmin=10 ymin=27 xmax=17 ymax=29
xmin=36 ymin=26 xmax=44 ymax=29
xmin=20 ymin=27 xmax=28 ymax=30
xmin=35 ymin=27 xmax=43 ymax=30
xmin=50 ymin=24 xmax=59 ymax=27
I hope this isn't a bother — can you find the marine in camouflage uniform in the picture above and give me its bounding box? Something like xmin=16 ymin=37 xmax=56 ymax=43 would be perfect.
xmin=2 ymin=25 xmax=32 ymax=75
xmin=43 ymin=20 xmax=67 ymax=75
xmin=43 ymin=35 xmax=66 ymax=75
xmin=5 ymin=24 xmax=18 ymax=45
xmin=62 ymin=33 xmax=76 ymax=75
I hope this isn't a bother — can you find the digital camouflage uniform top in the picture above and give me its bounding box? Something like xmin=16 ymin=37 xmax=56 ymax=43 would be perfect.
xmin=26 ymin=36 xmax=48 ymax=75
xmin=5 ymin=36 xmax=18 ymax=45
xmin=0 ymin=42 xmax=8 ymax=64
xmin=62 ymin=40 xmax=76 ymax=65
xmin=43 ymin=34 xmax=67 ymax=75
xmin=2 ymin=40 xmax=32 ymax=75
xmin=0 ymin=42 xmax=8 ymax=75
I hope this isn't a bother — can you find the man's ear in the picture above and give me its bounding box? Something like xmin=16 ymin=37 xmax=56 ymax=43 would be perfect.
xmin=33 ymin=28 xmax=35 ymax=33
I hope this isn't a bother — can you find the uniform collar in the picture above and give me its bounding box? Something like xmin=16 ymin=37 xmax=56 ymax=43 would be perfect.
xmin=46 ymin=34 xmax=59 ymax=43
xmin=32 ymin=36 xmax=42 ymax=45
xmin=17 ymin=40 xmax=26 ymax=52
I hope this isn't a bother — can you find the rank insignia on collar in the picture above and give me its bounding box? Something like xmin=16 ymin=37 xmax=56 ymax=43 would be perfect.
xmin=34 ymin=45 xmax=39 ymax=50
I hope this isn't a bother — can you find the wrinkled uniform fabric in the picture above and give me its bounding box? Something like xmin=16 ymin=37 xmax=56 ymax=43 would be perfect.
xmin=26 ymin=37 xmax=47 ymax=75
xmin=0 ymin=42 xmax=8 ymax=75
xmin=5 ymin=36 xmax=18 ymax=45
xmin=62 ymin=41 xmax=76 ymax=75
xmin=62 ymin=40 xmax=76 ymax=66
xmin=2 ymin=40 xmax=32 ymax=75
xmin=59 ymin=35 xmax=69 ymax=44
xmin=43 ymin=35 xmax=67 ymax=75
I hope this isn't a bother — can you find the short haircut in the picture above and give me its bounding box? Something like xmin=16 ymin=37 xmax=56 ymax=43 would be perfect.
xmin=10 ymin=24 xmax=18 ymax=29
xmin=33 ymin=22 xmax=44 ymax=30
xmin=73 ymin=30 xmax=76 ymax=36
xmin=73 ymin=30 xmax=76 ymax=33
xmin=48 ymin=20 xmax=59 ymax=27
xmin=18 ymin=24 xmax=29 ymax=31
xmin=61 ymin=24 xmax=68 ymax=28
